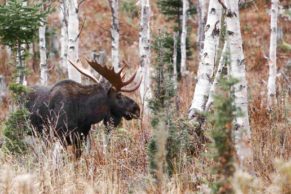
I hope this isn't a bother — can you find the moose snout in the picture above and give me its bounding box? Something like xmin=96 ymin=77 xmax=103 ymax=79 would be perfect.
xmin=132 ymin=105 xmax=140 ymax=118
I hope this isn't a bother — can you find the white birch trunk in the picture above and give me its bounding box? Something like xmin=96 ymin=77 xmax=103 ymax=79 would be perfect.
xmin=16 ymin=44 xmax=26 ymax=85
xmin=267 ymin=0 xmax=279 ymax=107
xmin=139 ymin=0 xmax=152 ymax=112
xmin=59 ymin=1 xmax=68 ymax=73
xmin=173 ymin=32 xmax=178 ymax=89
xmin=188 ymin=0 xmax=222 ymax=119
xmin=109 ymin=0 xmax=120 ymax=71
xmin=39 ymin=20 xmax=48 ymax=85
xmin=197 ymin=0 xmax=208 ymax=53
xmin=205 ymin=41 xmax=229 ymax=111
xmin=0 ymin=75 xmax=6 ymax=103
xmin=180 ymin=0 xmax=189 ymax=74
xmin=67 ymin=0 xmax=81 ymax=82
xmin=225 ymin=0 xmax=253 ymax=168
xmin=16 ymin=0 xmax=27 ymax=85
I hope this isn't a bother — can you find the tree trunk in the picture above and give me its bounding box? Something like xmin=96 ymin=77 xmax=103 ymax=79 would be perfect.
xmin=39 ymin=19 xmax=48 ymax=85
xmin=173 ymin=32 xmax=178 ymax=90
xmin=15 ymin=0 xmax=28 ymax=85
xmin=109 ymin=0 xmax=120 ymax=71
xmin=205 ymin=41 xmax=229 ymax=111
xmin=225 ymin=0 xmax=253 ymax=169
xmin=197 ymin=0 xmax=208 ymax=54
xmin=59 ymin=0 xmax=68 ymax=73
xmin=188 ymin=0 xmax=222 ymax=119
xmin=267 ymin=0 xmax=279 ymax=108
xmin=16 ymin=43 xmax=26 ymax=85
xmin=139 ymin=0 xmax=152 ymax=112
xmin=0 ymin=75 xmax=6 ymax=103
xmin=180 ymin=0 xmax=189 ymax=74
xmin=67 ymin=0 xmax=81 ymax=82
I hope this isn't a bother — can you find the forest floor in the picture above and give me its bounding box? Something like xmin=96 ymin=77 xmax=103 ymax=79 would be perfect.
xmin=0 ymin=0 xmax=291 ymax=193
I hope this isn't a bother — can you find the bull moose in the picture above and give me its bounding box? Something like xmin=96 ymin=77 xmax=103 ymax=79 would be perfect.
xmin=26 ymin=60 xmax=141 ymax=157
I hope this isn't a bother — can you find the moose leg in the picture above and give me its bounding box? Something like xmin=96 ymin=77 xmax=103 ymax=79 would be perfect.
xmin=65 ymin=133 xmax=83 ymax=159
xmin=73 ymin=135 xmax=83 ymax=159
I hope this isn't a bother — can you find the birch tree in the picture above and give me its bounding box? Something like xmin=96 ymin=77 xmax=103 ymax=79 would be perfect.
xmin=39 ymin=4 xmax=48 ymax=85
xmin=67 ymin=0 xmax=81 ymax=82
xmin=59 ymin=0 xmax=68 ymax=73
xmin=0 ymin=75 xmax=6 ymax=103
xmin=225 ymin=0 xmax=253 ymax=168
xmin=197 ymin=0 xmax=208 ymax=53
xmin=139 ymin=0 xmax=152 ymax=111
xmin=267 ymin=0 xmax=279 ymax=108
xmin=109 ymin=0 xmax=120 ymax=71
xmin=205 ymin=41 xmax=229 ymax=111
xmin=188 ymin=0 xmax=222 ymax=119
xmin=173 ymin=32 xmax=178 ymax=89
xmin=16 ymin=0 xmax=28 ymax=85
xmin=180 ymin=0 xmax=189 ymax=74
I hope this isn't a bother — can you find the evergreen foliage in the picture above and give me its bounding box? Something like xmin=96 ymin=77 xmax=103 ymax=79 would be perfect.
xmin=156 ymin=0 xmax=195 ymax=76
xmin=148 ymin=32 xmax=176 ymax=179
xmin=157 ymin=0 xmax=196 ymax=21
xmin=0 ymin=0 xmax=48 ymax=47
xmin=0 ymin=0 xmax=49 ymax=83
xmin=147 ymin=32 xmax=195 ymax=179
xmin=208 ymin=77 xmax=238 ymax=194
xmin=2 ymin=83 xmax=31 ymax=154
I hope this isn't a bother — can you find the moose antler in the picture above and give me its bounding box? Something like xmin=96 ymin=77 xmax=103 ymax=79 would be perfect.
xmin=86 ymin=60 xmax=142 ymax=92
xmin=68 ymin=59 xmax=100 ymax=83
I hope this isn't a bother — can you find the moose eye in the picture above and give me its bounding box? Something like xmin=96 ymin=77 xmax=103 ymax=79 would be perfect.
xmin=116 ymin=93 xmax=122 ymax=99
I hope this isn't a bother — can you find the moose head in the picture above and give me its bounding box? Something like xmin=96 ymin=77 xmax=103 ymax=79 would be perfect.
xmin=69 ymin=59 xmax=142 ymax=126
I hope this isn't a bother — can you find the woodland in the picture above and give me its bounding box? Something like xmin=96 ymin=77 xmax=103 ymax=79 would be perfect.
xmin=0 ymin=0 xmax=291 ymax=193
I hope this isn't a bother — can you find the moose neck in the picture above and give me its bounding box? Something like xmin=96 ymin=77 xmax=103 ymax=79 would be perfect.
xmin=79 ymin=84 xmax=110 ymax=125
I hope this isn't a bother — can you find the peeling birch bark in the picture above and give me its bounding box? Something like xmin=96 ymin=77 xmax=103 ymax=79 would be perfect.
xmin=180 ymin=0 xmax=189 ymax=74
xmin=267 ymin=0 xmax=279 ymax=108
xmin=39 ymin=19 xmax=48 ymax=85
xmin=67 ymin=0 xmax=81 ymax=82
xmin=109 ymin=0 xmax=120 ymax=71
xmin=188 ymin=0 xmax=222 ymax=119
xmin=59 ymin=0 xmax=68 ymax=73
xmin=225 ymin=0 xmax=253 ymax=169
